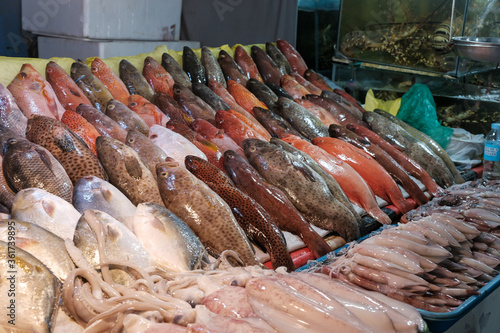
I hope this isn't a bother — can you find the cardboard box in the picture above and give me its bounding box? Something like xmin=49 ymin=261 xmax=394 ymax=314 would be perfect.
xmin=22 ymin=0 xmax=182 ymax=40
xmin=37 ymin=36 xmax=200 ymax=60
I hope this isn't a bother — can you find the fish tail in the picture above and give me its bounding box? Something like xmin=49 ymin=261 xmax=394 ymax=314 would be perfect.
xmin=365 ymin=206 xmax=392 ymax=225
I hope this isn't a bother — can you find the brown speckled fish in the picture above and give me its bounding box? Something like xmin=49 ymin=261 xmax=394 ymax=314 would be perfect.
xmin=223 ymin=150 xmax=331 ymax=259
xmin=105 ymin=99 xmax=150 ymax=136
xmin=156 ymin=159 xmax=261 ymax=266
xmin=125 ymin=130 xmax=168 ymax=179
xmin=60 ymin=110 xmax=101 ymax=155
xmin=128 ymin=94 xmax=170 ymax=127
xmin=119 ymin=59 xmax=155 ymax=101
xmin=185 ymin=155 xmax=295 ymax=271
xmin=76 ymin=103 xmax=128 ymax=143
xmin=2 ymin=138 xmax=73 ymax=202
xmin=161 ymin=52 xmax=192 ymax=90
xmin=70 ymin=60 xmax=114 ymax=112
xmin=25 ymin=115 xmax=107 ymax=185
xmin=97 ymin=135 xmax=164 ymax=206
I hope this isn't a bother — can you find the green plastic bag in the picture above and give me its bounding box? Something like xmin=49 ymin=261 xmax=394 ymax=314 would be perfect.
xmin=397 ymin=83 xmax=454 ymax=149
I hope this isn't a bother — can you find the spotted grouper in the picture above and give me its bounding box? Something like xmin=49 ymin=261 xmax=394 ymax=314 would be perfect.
xmin=156 ymin=158 xmax=261 ymax=267
xmin=185 ymin=155 xmax=295 ymax=271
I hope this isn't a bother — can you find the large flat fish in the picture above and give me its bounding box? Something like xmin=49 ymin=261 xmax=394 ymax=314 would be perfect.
xmin=74 ymin=209 xmax=152 ymax=285
xmin=148 ymin=124 xmax=207 ymax=166
xmin=11 ymin=188 xmax=81 ymax=240
xmin=185 ymin=155 xmax=295 ymax=271
xmin=73 ymin=175 xmax=137 ymax=229
xmin=276 ymin=135 xmax=391 ymax=225
xmin=126 ymin=129 xmax=168 ymax=179
xmin=234 ymin=45 xmax=264 ymax=83
xmin=329 ymin=124 xmax=428 ymax=206
xmin=201 ymin=46 xmax=227 ymax=88
xmin=243 ymin=138 xmax=361 ymax=241
xmin=156 ymin=159 xmax=261 ymax=266
xmin=0 ymin=219 xmax=75 ymax=281
xmin=61 ymin=110 xmax=101 ymax=156
xmin=313 ymin=136 xmax=413 ymax=214
xmin=223 ymin=150 xmax=331 ymax=259
xmin=7 ymin=63 xmax=65 ymax=120
xmin=3 ymin=138 xmax=73 ymax=203
xmin=46 ymin=61 xmax=92 ymax=112
xmin=277 ymin=97 xmax=328 ymax=140
xmin=183 ymin=46 xmax=206 ymax=85
xmin=218 ymin=50 xmax=248 ymax=85
xmin=142 ymin=56 xmax=175 ymax=97
xmin=132 ymin=202 xmax=209 ymax=272
xmin=119 ymin=59 xmax=155 ymax=101
xmin=0 ymin=82 xmax=27 ymax=136
xmin=90 ymin=57 xmax=130 ymax=104
xmin=363 ymin=111 xmax=455 ymax=188
xmin=76 ymin=103 xmax=128 ymax=143
xmin=0 ymin=240 xmax=60 ymax=332
xmin=96 ymin=136 xmax=164 ymax=206
xmin=374 ymin=108 xmax=464 ymax=184
xmin=161 ymin=52 xmax=192 ymax=89
xmin=70 ymin=60 xmax=114 ymax=112
xmin=105 ymin=99 xmax=149 ymax=136
xmin=25 ymin=115 xmax=108 ymax=184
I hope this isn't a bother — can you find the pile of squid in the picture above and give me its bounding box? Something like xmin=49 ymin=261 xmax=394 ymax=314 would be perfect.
xmin=315 ymin=180 xmax=500 ymax=313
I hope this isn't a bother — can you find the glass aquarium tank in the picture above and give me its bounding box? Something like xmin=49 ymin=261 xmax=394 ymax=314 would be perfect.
xmin=336 ymin=0 xmax=500 ymax=76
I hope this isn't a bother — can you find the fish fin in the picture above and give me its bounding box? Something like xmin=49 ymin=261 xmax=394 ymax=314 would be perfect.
xmin=101 ymin=188 xmax=113 ymax=203
xmin=124 ymin=155 xmax=143 ymax=180
xmin=106 ymin=224 xmax=122 ymax=242
xmin=36 ymin=147 xmax=54 ymax=170
xmin=42 ymin=200 xmax=56 ymax=218
xmin=69 ymin=87 xmax=83 ymax=97
xmin=289 ymin=158 xmax=316 ymax=182
xmin=52 ymin=127 xmax=76 ymax=152
xmin=357 ymin=137 xmax=371 ymax=146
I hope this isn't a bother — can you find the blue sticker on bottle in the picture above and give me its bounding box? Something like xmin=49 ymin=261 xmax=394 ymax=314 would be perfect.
xmin=485 ymin=143 xmax=500 ymax=161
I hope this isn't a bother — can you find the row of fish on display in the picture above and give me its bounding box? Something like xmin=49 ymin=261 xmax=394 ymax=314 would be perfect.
xmin=0 ymin=38 xmax=467 ymax=332
xmin=312 ymin=179 xmax=500 ymax=314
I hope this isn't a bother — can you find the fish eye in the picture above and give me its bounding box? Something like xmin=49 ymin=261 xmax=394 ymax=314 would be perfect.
xmin=19 ymin=72 xmax=27 ymax=79
xmin=91 ymin=67 xmax=97 ymax=72
xmin=25 ymin=125 xmax=31 ymax=132
xmin=46 ymin=68 xmax=53 ymax=73
xmin=130 ymin=102 xmax=137 ymax=107
xmin=249 ymin=146 xmax=256 ymax=152
xmin=150 ymin=134 xmax=158 ymax=139
xmin=107 ymin=104 xmax=115 ymax=110
xmin=160 ymin=171 xmax=168 ymax=177
xmin=127 ymin=138 xmax=135 ymax=143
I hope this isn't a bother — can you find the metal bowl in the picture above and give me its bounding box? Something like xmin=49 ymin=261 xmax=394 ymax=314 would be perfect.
xmin=452 ymin=37 xmax=500 ymax=63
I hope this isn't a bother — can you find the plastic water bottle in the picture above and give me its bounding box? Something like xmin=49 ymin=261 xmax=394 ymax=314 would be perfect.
xmin=483 ymin=123 xmax=500 ymax=181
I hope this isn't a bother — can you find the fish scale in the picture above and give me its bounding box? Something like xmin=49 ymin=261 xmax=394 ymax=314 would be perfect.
xmin=26 ymin=115 xmax=108 ymax=185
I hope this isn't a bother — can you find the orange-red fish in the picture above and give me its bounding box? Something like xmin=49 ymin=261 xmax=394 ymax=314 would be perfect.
xmin=280 ymin=75 xmax=311 ymax=99
xmin=215 ymin=110 xmax=269 ymax=147
xmin=226 ymin=80 xmax=267 ymax=116
xmin=61 ymin=110 xmax=101 ymax=155
xmin=8 ymin=63 xmax=65 ymax=120
xmin=142 ymin=56 xmax=175 ymax=97
xmin=303 ymin=69 xmax=333 ymax=91
xmin=192 ymin=119 xmax=247 ymax=160
xmin=227 ymin=109 xmax=271 ymax=140
xmin=46 ymin=61 xmax=92 ymax=112
xmin=90 ymin=57 xmax=130 ymax=104
xmin=290 ymin=72 xmax=322 ymax=95
xmin=276 ymin=39 xmax=308 ymax=76
xmin=234 ymin=45 xmax=264 ymax=82
xmin=128 ymin=94 xmax=169 ymax=127
xmin=281 ymin=134 xmax=392 ymax=225
xmin=313 ymin=137 xmax=413 ymax=214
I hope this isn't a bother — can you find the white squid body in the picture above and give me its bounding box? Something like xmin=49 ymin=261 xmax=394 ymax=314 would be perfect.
xmin=11 ymin=188 xmax=81 ymax=240
xmin=148 ymin=125 xmax=207 ymax=166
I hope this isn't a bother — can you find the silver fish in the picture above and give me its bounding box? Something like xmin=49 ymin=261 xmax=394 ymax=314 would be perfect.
xmin=0 ymin=83 xmax=27 ymax=137
xmin=72 ymin=175 xmax=137 ymax=230
xmin=0 ymin=240 xmax=60 ymax=332
xmin=132 ymin=202 xmax=209 ymax=272
xmin=0 ymin=219 xmax=75 ymax=281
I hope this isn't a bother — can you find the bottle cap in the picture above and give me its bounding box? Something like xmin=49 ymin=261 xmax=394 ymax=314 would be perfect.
xmin=493 ymin=123 xmax=500 ymax=130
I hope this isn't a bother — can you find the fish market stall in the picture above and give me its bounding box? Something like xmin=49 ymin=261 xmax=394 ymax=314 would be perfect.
xmin=0 ymin=6 xmax=499 ymax=329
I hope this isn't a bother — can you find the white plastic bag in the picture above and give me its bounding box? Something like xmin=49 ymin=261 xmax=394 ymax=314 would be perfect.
xmin=446 ymin=128 xmax=485 ymax=170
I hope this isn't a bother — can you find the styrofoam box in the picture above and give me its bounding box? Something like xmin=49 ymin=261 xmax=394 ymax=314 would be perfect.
xmin=37 ymin=36 xmax=200 ymax=60
xmin=22 ymin=0 xmax=182 ymax=40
